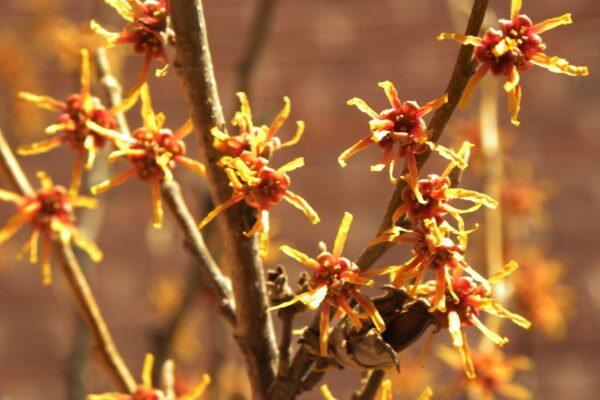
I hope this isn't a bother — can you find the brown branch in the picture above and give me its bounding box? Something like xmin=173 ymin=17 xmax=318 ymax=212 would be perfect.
xmin=352 ymin=370 xmax=386 ymax=400
xmin=170 ymin=0 xmax=277 ymax=398
xmin=355 ymin=0 xmax=490 ymax=273
xmin=0 ymin=129 xmax=137 ymax=394
xmin=95 ymin=47 xmax=130 ymax=136
xmin=236 ymin=0 xmax=278 ymax=95
xmin=272 ymin=1 xmax=490 ymax=398
xmin=161 ymin=180 xmax=236 ymax=324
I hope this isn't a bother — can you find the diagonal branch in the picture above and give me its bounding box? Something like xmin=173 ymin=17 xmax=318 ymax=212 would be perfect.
xmin=170 ymin=0 xmax=278 ymax=398
xmin=271 ymin=1 xmax=490 ymax=398
xmin=0 ymin=129 xmax=137 ymax=394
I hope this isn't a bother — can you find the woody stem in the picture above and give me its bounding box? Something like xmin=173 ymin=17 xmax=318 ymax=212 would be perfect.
xmin=170 ymin=0 xmax=278 ymax=398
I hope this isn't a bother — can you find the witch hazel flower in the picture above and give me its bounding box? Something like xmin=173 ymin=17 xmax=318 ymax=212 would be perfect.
xmin=415 ymin=262 xmax=531 ymax=379
xmin=87 ymin=353 xmax=210 ymax=400
xmin=438 ymin=0 xmax=589 ymax=126
xmin=17 ymin=49 xmax=136 ymax=194
xmin=269 ymin=212 xmax=385 ymax=357
xmin=367 ymin=218 xmax=489 ymax=312
xmin=211 ymin=92 xmax=304 ymax=159
xmin=436 ymin=345 xmax=533 ymax=399
xmin=88 ymin=83 xmax=206 ymax=228
xmin=392 ymin=141 xmax=498 ymax=230
xmin=339 ymin=81 xmax=467 ymax=187
xmin=0 ymin=171 xmax=102 ymax=285
xmin=91 ymin=0 xmax=171 ymax=91
xmin=198 ymin=150 xmax=319 ymax=259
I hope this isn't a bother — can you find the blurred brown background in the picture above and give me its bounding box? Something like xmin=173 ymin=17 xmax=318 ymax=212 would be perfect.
xmin=0 ymin=0 xmax=599 ymax=399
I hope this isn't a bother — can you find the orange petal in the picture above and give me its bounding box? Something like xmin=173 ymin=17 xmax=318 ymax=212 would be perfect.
xmin=510 ymin=0 xmax=522 ymax=22
xmin=416 ymin=93 xmax=448 ymax=118
xmin=338 ymin=137 xmax=373 ymax=167
xmin=90 ymin=168 xmax=136 ymax=195
xmin=279 ymin=245 xmax=320 ymax=269
xmin=506 ymin=83 xmax=522 ymax=127
xmin=530 ymin=13 xmax=572 ymax=34
xmin=347 ymin=97 xmax=379 ymax=119
xmin=437 ymin=33 xmax=485 ymax=47
xmin=283 ymin=191 xmax=320 ymax=224
xmin=320 ymin=303 xmax=331 ymax=357
xmin=530 ymin=53 xmax=589 ymax=76
xmin=17 ymin=137 xmax=64 ymax=156
xmin=332 ymin=212 xmax=353 ymax=260
xmin=459 ymin=64 xmax=489 ymax=110
xmin=198 ymin=194 xmax=245 ymax=230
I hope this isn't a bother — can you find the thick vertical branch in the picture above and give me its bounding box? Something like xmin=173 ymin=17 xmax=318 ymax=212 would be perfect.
xmin=170 ymin=0 xmax=277 ymax=398
xmin=0 ymin=129 xmax=136 ymax=394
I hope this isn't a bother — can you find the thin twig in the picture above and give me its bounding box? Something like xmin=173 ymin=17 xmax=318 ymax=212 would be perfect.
xmin=0 ymin=129 xmax=137 ymax=393
xmin=352 ymin=370 xmax=386 ymax=400
xmin=95 ymin=47 xmax=130 ymax=136
xmin=161 ymin=180 xmax=236 ymax=324
xmin=236 ymin=0 xmax=278 ymax=96
xmin=170 ymin=0 xmax=278 ymax=398
xmin=273 ymin=1 xmax=490 ymax=398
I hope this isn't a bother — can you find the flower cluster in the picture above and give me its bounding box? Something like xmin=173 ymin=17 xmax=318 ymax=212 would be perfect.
xmin=439 ymin=0 xmax=588 ymax=125
xmin=200 ymin=93 xmax=318 ymax=258
xmin=437 ymin=345 xmax=533 ymax=399
xmin=0 ymin=171 xmax=102 ymax=285
xmin=416 ymin=262 xmax=531 ymax=378
xmin=211 ymin=92 xmax=304 ymax=159
xmin=87 ymin=353 xmax=210 ymax=400
xmin=91 ymin=0 xmax=171 ymax=90
xmin=367 ymin=142 xmax=497 ymax=310
xmin=88 ymin=83 xmax=206 ymax=228
xmin=269 ymin=212 xmax=384 ymax=356
xmin=17 ymin=49 xmax=135 ymax=193
xmin=339 ymin=81 xmax=468 ymax=188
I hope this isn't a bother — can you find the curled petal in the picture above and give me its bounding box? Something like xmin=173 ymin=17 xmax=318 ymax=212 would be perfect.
xmin=530 ymin=13 xmax=572 ymax=34
xmin=332 ymin=212 xmax=352 ymax=259
xmin=338 ymin=137 xmax=373 ymax=167
xmin=279 ymin=245 xmax=320 ymax=269
xmin=70 ymin=227 xmax=103 ymax=263
xmin=416 ymin=93 xmax=448 ymax=118
xmin=277 ymin=157 xmax=304 ymax=174
xmin=510 ymin=0 xmax=522 ymax=21
xmin=155 ymin=63 xmax=169 ymax=77
xmin=370 ymin=145 xmax=392 ymax=173
xmin=268 ymin=285 xmax=328 ymax=312
xmin=320 ymin=302 xmax=331 ymax=356
xmin=150 ymin=179 xmax=163 ymax=228
xmin=320 ymin=384 xmax=337 ymax=400
xmin=280 ymin=121 xmax=304 ymax=148
xmin=0 ymin=213 xmax=29 ymax=244
xmin=507 ymin=84 xmax=522 ymax=127
xmin=459 ymin=64 xmax=489 ymax=110
xmin=174 ymin=119 xmax=194 ymax=140
xmin=430 ymin=142 xmax=468 ymax=170
xmin=17 ymin=137 xmax=64 ymax=156
xmin=283 ymin=191 xmax=320 ymax=224
xmin=488 ymin=260 xmax=519 ymax=284
xmin=503 ymin=66 xmax=521 ymax=93
xmin=378 ymin=81 xmax=402 ymax=111
xmin=347 ymin=97 xmax=379 ymax=119
xmin=268 ymin=96 xmax=291 ymax=139
xmin=18 ymin=91 xmax=65 ymax=111
xmin=91 ymin=168 xmax=137 ymax=195
xmin=337 ymin=295 xmax=363 ymax=332
xmin=445 ymin=188 xmax=499 ymax=209
xmin=470 ymin=314 xmax=508 ymax=346
xmin=198 ymin=194 xmax=244 ymax=230
xmin=531 ymin=53 xmax=589 ymax=76
xmin=353 ymin=290 xmax=385 ymax=333
xmin=0 ymin=189 xmax=22 ymax=204
xmin=87 ymin=120 xmax=135 ymax=144
xmin=90 ymin=20 xmax=120 ymax=46
xmin=175 ymin=156 xmax=206 ymax=176
xmin=437 ymin=33 xmax=484 ymax=46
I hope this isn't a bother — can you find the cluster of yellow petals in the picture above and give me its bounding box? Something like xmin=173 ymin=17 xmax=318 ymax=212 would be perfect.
xmin=87 ymin=353 xmax=210 ymax=400
xmin=0 ymin=171 xmax=102 ymax=285
xmin=88 ymin=83 xmax=206 ymax=228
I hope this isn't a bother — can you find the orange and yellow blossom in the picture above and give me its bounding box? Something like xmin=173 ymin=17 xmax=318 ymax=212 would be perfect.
xmin=0 ymin=171 xmax=102 ymax=285
xmin=390 ymin=141 xmax=497 ymax=229
xmin=199 ymin=134 xmax=318 ymax=259
xmin=87 ymin=353 xmax=210 ymax=400
xmin=437 ymin=346 xmax=532 ymax=400
xmin=269 ymin=212 xmax=384 ymax=357
xmin=339 ymin=81 xmax=467 ymax=189
xmin=88 ymin=83 xmax=206 ymax=228
xmin=211 ymin=92 xmax=304 ymax=158
xmin=17 ymin=49 xmax=137 ymax=193
xmin=415 ymin=262 xmax=531 ymax=379
xmin=367 ymin=218 xmax=490 ymax=312
xmin=91 ymin=0 xmax=171 ymax=91
xmin=438 ymin=0 xmax=588 ymax=126
xmin=320 ymin=379 xmax=433 ymax=400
